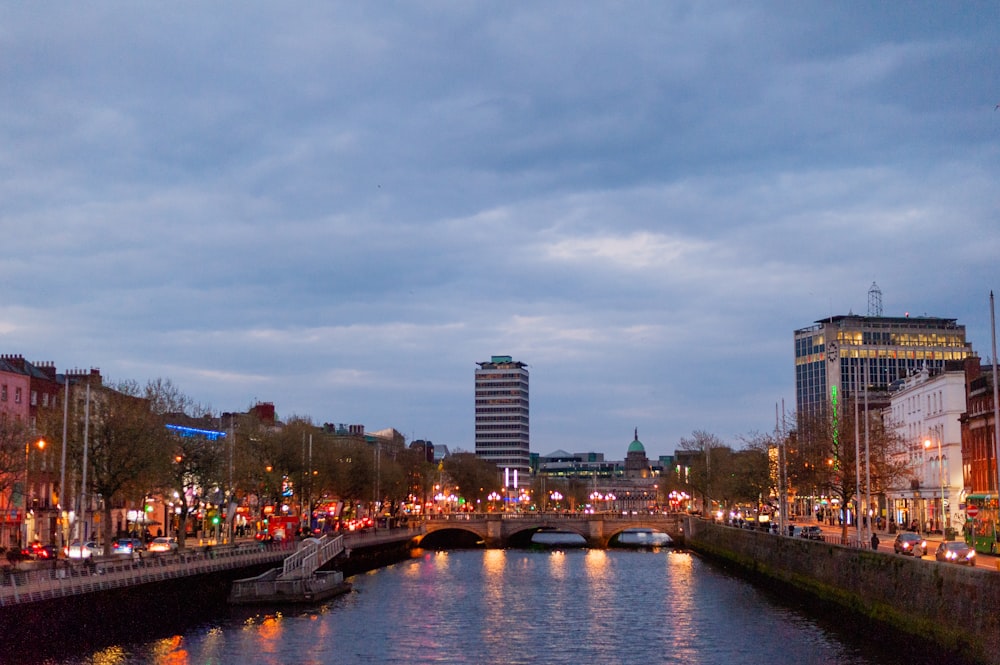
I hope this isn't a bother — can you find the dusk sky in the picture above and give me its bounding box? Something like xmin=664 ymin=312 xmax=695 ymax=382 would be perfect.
xmin=2 ymin=3 xmax=998 ymax=460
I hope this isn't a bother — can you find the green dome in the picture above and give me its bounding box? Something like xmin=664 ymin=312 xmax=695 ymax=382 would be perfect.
xmin=627 ymin=428 xmax=645 ymax=454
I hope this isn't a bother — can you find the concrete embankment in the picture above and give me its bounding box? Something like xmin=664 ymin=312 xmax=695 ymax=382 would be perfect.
xmin=684 ymin=517 xmax=999 ymax=665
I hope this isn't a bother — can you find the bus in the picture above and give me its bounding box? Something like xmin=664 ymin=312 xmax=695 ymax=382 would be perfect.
xmin=964 ymin=494 xmax=999 ymax=554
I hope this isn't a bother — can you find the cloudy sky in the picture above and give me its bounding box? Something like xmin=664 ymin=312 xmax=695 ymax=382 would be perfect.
xmin=2 ymin=2 xmax=998 ymax=460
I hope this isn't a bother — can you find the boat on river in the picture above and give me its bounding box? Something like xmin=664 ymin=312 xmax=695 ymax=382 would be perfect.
xmin=616 ymin=528 xmax=673 ymax=548
xmin=530 ymin=529 xmax=587 ymax=548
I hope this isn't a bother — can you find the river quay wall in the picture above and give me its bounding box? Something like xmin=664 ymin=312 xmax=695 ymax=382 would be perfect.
xmin=684 ymin=517 xmax=999 ymax=665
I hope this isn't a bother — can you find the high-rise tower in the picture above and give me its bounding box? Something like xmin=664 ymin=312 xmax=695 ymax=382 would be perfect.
xmin=794 ymin=306 xmax=973 ymax=419
xmin=475 ymin=355 xmax=530 ymax=482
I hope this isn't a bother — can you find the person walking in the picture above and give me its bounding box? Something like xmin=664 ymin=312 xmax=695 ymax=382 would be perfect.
xmin=871 ymin=532 xmax=880 ymax=550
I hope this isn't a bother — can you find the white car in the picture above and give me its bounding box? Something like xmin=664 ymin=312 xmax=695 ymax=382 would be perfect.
xmin=66 ymin=540 xmax=102 ymax=559
xmin=147 ymin=537 xmax=178 ymax=553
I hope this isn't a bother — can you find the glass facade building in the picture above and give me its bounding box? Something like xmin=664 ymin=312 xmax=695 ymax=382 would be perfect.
xmin=475 ymin=355 xmax=530 ymax=482
xmin=794 ymin=315 xmax=973 ymax=418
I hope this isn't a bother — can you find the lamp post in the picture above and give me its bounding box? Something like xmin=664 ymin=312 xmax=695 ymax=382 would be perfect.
xmin=22 ymin=437 xmax=46 ymax=546
xmin=925 ymin=435 xmax=946 ymax=535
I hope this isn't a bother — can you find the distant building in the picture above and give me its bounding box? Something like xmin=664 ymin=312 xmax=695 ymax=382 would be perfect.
xmin=885 ymin=360 xmax=970 ymax=533
xmin=410 ymin=439 xmax=435 ymax=463
xmin=794 ymin=303 xmax=973 ymax=419
xmin=959 ymin=361 xmax=1000 ymax=497
xmin=624 ymin=429 xmax=651 ymax=479
xmin=475 ymin=355 xmax=530 ymax=483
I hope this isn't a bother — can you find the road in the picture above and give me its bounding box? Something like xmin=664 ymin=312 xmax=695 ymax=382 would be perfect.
xmin=808 ymin=520 xmax=998 ymax=570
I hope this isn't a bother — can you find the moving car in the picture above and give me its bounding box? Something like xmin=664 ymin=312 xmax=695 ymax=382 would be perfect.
xmin=110 ymin=537 xmax=145 ymax=556
xmin=893 ymin=532 xmax=928 ymax=556
xmin=934 ymin=541 xmax=976 ymax=565
xmin=65 ymin=540 xmax=102 ymax=559
xmin=21 ymin=542 xmax=56 ymax=560
xmin=147 ymin=537 xmax=178 ymax=553
xmin=800 ymin=526 xmax=824 ymax=540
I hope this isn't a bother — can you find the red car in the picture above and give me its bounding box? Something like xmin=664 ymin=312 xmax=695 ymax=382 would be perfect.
xmin=21 ymin=542 xmax=56 ymax=560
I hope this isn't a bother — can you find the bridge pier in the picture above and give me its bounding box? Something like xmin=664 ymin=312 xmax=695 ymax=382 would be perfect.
xmin=485 ymin=516 xmax=503 ymax=548
xmin=585 ymin=520 xmax=606 ymax=548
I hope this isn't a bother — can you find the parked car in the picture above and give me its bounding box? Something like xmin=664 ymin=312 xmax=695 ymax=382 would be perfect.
xmin=800 ymin=526 xmax=824 ymax=540
xmin=147 ymin=537 xmax=178 ymax=553
xmin=110 ymin=537 xmax=145 ymax=556
xmin=893 ymin=532 xmax=928 ymax=556
xmin=934 ymin=541 xmax=976 ymax=565
xmin=21 ymin=541 xmax=56 ymax=560
xmin=65 ymin=540 xmax=102 ymax=559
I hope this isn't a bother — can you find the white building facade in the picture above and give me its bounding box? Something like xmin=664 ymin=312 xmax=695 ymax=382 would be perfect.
xmin=886 ymin=363 xmax=967 ymax=534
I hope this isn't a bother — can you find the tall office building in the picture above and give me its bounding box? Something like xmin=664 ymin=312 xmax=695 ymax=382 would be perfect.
xmin=475 ymin=355 xmax=530 ymax=483
xmin=794 ymin=299 xmax=973 ymax=419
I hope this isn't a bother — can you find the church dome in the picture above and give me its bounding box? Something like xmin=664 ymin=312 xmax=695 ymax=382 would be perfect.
xmin=627 ymin=428 xmax=645 ymax=454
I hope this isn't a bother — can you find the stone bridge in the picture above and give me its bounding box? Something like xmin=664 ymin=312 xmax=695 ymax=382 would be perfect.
xmin=416 ymin=512 xmax=683 ymax=548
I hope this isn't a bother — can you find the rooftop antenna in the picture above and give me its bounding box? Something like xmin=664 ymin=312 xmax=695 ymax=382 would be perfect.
xmin=868 ymin=281 xmax=883 ymax=317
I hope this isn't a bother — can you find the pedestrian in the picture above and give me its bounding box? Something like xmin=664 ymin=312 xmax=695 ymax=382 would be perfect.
xmin=871 ymin=532 xmax=880 ymax=550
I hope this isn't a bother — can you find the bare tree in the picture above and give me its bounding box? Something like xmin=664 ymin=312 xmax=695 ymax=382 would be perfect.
xmin=0 ymin=417 xmax=30 ymax=547
xmin=85 ymin=387 xmax=169 ymax=551
xmin=678 ymin=430 xmax=726 ymax=513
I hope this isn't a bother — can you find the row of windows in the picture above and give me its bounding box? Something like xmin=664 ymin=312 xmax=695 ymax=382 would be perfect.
xmin=475 ymin=407 xmax=528 ymax=415
xmin=476 ymin=430 xmax=528 ymax=444
xmin=476 ymin=397 xmax=528 ymax=411
xmin=0 ymin=385 xmax=62 ymax=408
xmin=476 ymin=443 xmax=531 ymax=451
xmin=475 ymin=416 xmax=530 ymax=424
xmin=476 ymin=421 xmax=528 ymax=433
xmin=838 ymin=331 xmax=967 ymax=348
xmin=475 ymin=371 xmax=528 ymax=380
xmin=475 ymin=390 xmax=528 ymax=398
xmin=796 ymin=348 xmax=970 ymax=367
xmin=0 ymin=385 xmax=22 ymax=404
xmin=475 ymin=379 xmax=528 ymax=388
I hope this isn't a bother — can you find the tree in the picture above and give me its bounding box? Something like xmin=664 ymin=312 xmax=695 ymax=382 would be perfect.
xmin=678 ymin=430 xmax=726 ymax=513
xmin=727 ymin=434 xmax=774 ymax=510
xmin=141 ymin=378 xmax=225 ymax=550
xmin=84 ymin=386 xmax=169 ymax=552
xmin=0 ymin=417 xmax=30 ymax=545
xmin=166 ymin=429 xmax=225 ymax=550
xmin=441 ymin=453 xmax=498 ymax=509
xmin=791 ymin=402 xmax=913 ymax=540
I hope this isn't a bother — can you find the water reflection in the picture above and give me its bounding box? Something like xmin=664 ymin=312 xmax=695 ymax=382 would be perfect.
xmin=39 ymin=549 xmax=970 ymax=665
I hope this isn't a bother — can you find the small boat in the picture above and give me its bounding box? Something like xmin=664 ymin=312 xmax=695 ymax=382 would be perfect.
xmin=616 ymin=528 xmax=673 ymax=548
xmin=530 ymin=529 xmax=587 ymax=548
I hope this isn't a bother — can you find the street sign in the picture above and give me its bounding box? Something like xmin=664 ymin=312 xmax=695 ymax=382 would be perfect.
xmin=967 ymin=505 xmax=979 ymax=518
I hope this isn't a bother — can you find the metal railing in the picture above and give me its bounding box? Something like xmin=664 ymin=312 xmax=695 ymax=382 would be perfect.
xmin=0 ymin=540 xmax=296 ymax=607
xmin=281 ymin=535 xmax=344 ymax=578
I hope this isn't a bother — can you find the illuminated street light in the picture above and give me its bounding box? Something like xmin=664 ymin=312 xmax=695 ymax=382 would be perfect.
xmin=925 ymin=437 xmax=946 ymax=534
xmin=22 ymin=438 xmax=46 ymax=546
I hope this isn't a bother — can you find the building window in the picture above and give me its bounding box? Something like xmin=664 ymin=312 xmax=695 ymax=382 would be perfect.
xmin=1 ymin=384 xmax=6 ymax=401
xmin=14 ymin=387 xmax=22 ymax=404
xmin=30 ymin=390 xmax=37 ymax=406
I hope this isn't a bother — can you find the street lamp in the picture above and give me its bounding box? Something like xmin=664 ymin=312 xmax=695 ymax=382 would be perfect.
xmin=23 ymin=438 xmax=46 ymax=546
xmin=487 ymin=492 xmax=501 ymax=511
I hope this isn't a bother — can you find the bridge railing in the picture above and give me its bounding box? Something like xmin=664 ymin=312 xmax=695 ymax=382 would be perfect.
xmin=0 ymin=540 xmax=296 ymax=607
xmin=419 ymin=511 xmax=683 ymax=522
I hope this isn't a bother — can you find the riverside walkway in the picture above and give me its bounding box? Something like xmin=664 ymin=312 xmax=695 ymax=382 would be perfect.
xmin=0 ymin=527 xmax=422 ymax=608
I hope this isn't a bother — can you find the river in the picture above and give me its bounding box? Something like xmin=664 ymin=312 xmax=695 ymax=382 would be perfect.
xmin=38 ymin=548 xmax=961 ymax=665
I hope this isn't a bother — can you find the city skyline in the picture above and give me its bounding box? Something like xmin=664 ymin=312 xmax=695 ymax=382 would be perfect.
xmin=2 ymin=3 xmax=998 ymax=459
